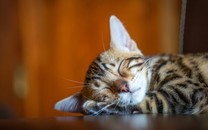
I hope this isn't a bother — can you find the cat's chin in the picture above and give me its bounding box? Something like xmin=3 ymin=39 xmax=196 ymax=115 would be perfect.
xmin=118 ymin=87 xmax=146 ymax=106
xmin=130 ymin=88 xmax=146 ymax=105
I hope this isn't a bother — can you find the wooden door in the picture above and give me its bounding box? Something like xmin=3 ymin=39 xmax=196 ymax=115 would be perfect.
xmin=183 ymin=0 xmax=208 ymax=53
xmin=0 ymin=0 xmax=181 ymax=118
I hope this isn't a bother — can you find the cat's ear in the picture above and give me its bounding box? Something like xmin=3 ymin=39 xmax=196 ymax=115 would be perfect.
xmin=110 ymin=15 xmax=141 ymax=53
xmin=54 ymin=92 xmax=83 ymax=113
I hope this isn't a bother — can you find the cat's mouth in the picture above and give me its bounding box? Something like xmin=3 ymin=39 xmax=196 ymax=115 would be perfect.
xmin=129 ymin=87 xmax=141 ymax=94
xmin=118 ymin=87 xmax=142 ymax=105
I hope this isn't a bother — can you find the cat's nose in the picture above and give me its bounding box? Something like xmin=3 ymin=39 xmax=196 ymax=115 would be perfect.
xmin=115 ymin=79 xmax=129 ymax=93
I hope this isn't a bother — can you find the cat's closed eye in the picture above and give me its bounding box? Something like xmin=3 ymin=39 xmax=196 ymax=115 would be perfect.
xmin=127 ymin=57 xmax=144 ymax=69
xmin=95 ymin=94 xmax=110 ymax=102
xmin=128 ymin=62 xmax=143 ymax=69
xmin=94 ymin=88 xmax=117 ymax=102
xmin=100 ymin=95 xmax=110 ymax=101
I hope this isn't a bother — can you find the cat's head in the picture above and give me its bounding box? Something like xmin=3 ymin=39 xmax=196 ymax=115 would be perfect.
xmin=55 ymin=16 xmax=148 ymax=113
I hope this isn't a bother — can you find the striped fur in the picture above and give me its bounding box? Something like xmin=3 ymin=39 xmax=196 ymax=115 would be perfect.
xmin=82 ymin=53 xmax=208 ymax=115
xmin=54 ymin=16 xmax=208 ymax=115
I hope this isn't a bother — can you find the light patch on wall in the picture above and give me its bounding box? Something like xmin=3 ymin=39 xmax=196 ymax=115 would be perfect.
xmin=13 ymin=64 xmax=28 ymax=99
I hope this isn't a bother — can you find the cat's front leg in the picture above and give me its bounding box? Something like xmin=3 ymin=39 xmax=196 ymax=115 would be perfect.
xmin=83 ymin=100 xmax=133 ymax=115
xmin=134 ymin=90 xmax=194 ymax=114
xmin=134 ymin=91 xmax=172 ymax=114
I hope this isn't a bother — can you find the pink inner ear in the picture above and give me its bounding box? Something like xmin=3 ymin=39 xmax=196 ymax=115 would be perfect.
xmin=110 ymin=16 xmax=132 ymax=51
xmin=127 ymin=42 xmax=133 ymax=50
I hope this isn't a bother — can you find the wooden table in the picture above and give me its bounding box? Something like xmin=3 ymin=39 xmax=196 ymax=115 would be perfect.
xmin=0 ymin=114 xmax=208 ymax=130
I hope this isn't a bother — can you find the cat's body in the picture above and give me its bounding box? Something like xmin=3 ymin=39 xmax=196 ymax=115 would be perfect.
xmin=55 ymin=16 xmax=208 ymax=115
xmin=128 ymin=53 xmax=208 ymax=114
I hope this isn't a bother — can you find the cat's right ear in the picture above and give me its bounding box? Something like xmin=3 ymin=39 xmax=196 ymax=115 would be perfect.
xmin=109 ymin=15 xmax=142 ymax=54
xmin=54 ymin=92 xmax=83 ymax=113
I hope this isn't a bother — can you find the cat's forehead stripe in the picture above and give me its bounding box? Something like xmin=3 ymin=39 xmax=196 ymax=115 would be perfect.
xmin=90 ymin=61 xmax=105 ymax=75
xmin=85 ymin=61 xmax=105 ymax=85
xmin=126 ymin=56 xmax=144 ymax=61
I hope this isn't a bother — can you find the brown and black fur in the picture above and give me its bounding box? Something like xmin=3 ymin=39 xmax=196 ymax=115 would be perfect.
xmin=82 ymin=53 xmax=208 ymax=115
xmin=54 ymin=16 xmax=208 ymax=115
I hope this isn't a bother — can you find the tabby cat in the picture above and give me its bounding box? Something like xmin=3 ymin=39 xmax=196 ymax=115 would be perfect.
xmin=55 ymin=16 xmax=208 ymax=115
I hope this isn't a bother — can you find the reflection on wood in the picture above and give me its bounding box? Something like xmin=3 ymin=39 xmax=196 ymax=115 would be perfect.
xmin=1 ymin=115 xmax=208 ymax=130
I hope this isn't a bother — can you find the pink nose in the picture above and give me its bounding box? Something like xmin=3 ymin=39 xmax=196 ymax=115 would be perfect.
xmin=115 ymin=79 xmax=129 ymax=93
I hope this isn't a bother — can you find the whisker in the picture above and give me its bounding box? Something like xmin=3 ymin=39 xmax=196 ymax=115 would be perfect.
xmin=130 ymin=72 xmax=142 ymax=94
xmin=66 ymin=85 xmax=84 ymax=89
xmin=131 ymin=59 xmax=151 ymax=84
xmin=82 ymin=95 xmax=91 ymax=100
xmin=101 ymin=33 xmax=106 ymax=51
xmin=63 ymin=78 xmax=85 ymax=84
xmin=91 ymin=103 xmax=115 ymax=116
xmin=132 ymin=72 xmax=140 ymax=84
xmin=113 ymin=100 xmax=120 ymax=110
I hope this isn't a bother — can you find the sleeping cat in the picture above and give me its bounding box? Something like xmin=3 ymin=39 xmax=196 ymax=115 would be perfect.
xmin=55 ymin=15 xmax=208 ymax=115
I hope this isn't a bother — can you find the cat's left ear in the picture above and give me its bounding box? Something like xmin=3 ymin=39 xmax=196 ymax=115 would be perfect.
xmin=110 ymin=15 xmax=142 ymax=54
xmin=54 ymin=92 xmax=83 ymax=113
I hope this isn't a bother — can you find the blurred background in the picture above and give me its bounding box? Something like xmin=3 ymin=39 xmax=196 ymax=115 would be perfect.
xmin=0 ymin=0 xmax=181 ymax=118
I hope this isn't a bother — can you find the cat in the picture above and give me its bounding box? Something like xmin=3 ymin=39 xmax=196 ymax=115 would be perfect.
xmin=55 ymin=15 xmax=208 ymax=115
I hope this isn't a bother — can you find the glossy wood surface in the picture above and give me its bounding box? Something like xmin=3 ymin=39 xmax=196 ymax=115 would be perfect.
xmin=0 ymin=115 xmax=208 ymax=130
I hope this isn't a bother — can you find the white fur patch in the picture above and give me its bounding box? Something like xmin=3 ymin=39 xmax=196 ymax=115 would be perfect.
xmin=119 ymin=68 xmax=149 ymax=105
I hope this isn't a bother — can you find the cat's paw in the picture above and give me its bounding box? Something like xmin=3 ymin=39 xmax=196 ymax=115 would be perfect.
xmin=82 ymin=100 xmax=107 ymax=115
xmin=82 ymin=100 xmax=133 ymax=115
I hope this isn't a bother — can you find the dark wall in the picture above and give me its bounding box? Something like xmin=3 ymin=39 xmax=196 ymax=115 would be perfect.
xmin=183 ymin=0 xmax=208 ymax=53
